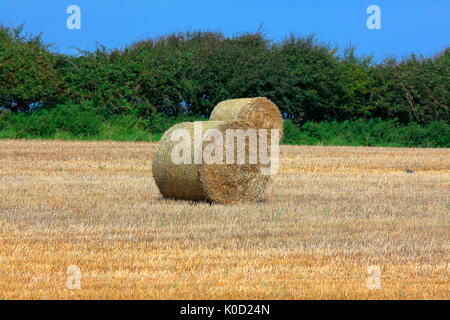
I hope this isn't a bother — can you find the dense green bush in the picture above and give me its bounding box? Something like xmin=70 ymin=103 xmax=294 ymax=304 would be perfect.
xmin=0 ymin=102 xmax=203 ymax=141
xmin=2 ymin=25 xmax=448 ymax=126
xmin=0 ymin=25 xmax=448 ymax=147
xmin=0 ymin=25 xmax=62 ymax=112
xmin=97 ymin=115 xmax=152 ymax=141
xmin=282 ymin=119 xmax=449 ymax=147
xmin=1 ymin=103 xmax=102 ymax=138
xmin=143 ymin=111 xmax=205 ymax=133
xmin=1 ymin=105 xmax=448 ymax=147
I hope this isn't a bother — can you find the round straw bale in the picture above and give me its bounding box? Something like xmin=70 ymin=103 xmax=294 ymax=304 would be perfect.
xmin=152 ymin=120 xmax=271 ymax=204
xmin=210 ymin=97 xmax=284 ymax=138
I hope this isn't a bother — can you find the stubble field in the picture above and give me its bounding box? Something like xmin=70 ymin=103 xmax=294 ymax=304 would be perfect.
xmin=0 ymin=139 xmax=448 ymax=299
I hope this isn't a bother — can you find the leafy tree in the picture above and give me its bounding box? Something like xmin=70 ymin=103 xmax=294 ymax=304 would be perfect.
xmin=276 ymin=34 xmax=345 ymax=123
xmin=0 ymin=25 xmax=61 ymax=112
xmin=338 ymin=46 xmax=376 ymax=119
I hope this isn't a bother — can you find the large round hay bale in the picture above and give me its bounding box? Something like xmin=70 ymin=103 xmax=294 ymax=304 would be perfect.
xmin=210 ymin=97 xmax=284 ymax=136
xmin=152 ymin=120 xmax=271 ymax=204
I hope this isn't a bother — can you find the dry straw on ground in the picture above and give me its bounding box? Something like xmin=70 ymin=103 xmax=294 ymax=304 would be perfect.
xmin=152 ymin=120 xmax=270 ymax=204
xmin=210 ymin=97 xmax=284 ymax=139
xmin=0 ymin=140 xmax=448 ymax=299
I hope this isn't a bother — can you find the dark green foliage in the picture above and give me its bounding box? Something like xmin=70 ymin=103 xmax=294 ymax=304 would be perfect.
xmin=143 ymin=111 xmax=205 ymax=133
xmin=283 ymin=119 xmax=450 ymax=148
xmin=0 ymin=25 xmax=448 ymax=147
xmin=0 ymin=25 xmax=62 ymax=112
xmin=2 ymin=103 xmax=102 ymax=138
xmin=0 ymin=102 xmax=203 ymax=141
xmin=1 ymin=107 xmax=448 ymax=147
xmin=276 ymin=35 xmax=345 ymax=122
xmin=368 ymin=51 xmax=450 ymax=124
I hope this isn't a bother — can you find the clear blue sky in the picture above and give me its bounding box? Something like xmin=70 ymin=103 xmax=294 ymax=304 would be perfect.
xmin=1 ymin=0 xmax=449 ymax=60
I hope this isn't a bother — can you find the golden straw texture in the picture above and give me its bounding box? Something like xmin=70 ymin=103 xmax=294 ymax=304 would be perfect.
xmin=152 ymin=120 xmax=270 ymax=203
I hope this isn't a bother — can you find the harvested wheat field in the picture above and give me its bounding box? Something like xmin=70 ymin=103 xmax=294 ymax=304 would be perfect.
xmin=0 ymin=139 xmax=448 ymax=300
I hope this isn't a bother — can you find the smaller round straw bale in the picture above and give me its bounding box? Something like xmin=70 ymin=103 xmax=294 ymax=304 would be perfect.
xmin=210 ymin=97 xmax=284 ymax=138
xmin=152 ymin=120 xmax=270 ymax=204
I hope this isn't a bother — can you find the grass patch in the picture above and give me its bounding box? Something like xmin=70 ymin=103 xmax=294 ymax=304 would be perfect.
xmin=1 ymin=105 xmax=448 ymax=147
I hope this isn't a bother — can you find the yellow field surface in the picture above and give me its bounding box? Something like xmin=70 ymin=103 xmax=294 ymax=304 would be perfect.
xmin=0 ymin=140 xmax=448 ymax=299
